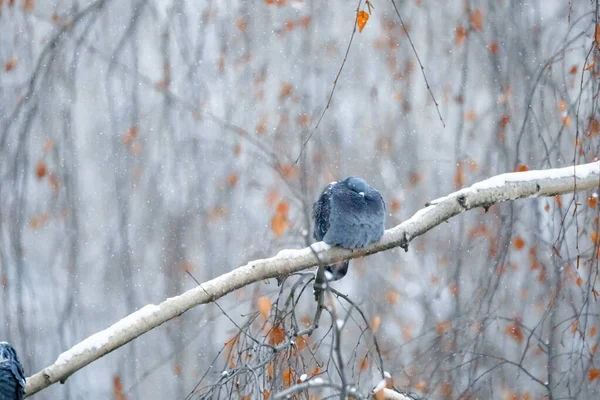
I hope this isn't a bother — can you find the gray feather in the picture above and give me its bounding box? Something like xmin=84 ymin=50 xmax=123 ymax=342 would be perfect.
xmin=0 ymin=342 xmax=25 ymax=400
xmin=312 ymin=177 xmax=385 ymax=280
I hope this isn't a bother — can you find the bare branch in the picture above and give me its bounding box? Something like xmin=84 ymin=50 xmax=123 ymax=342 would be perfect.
xmin=24 ymin=161 xmax=600 ymax=397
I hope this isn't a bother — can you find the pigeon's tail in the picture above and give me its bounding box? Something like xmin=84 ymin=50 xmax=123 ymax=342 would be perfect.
xmin=325 ymin=260 xmax=350 ymax=281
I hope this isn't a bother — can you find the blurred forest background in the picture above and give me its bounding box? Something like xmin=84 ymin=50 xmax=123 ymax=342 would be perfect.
xmin=2 ymin=0 xmax=600 ymax=399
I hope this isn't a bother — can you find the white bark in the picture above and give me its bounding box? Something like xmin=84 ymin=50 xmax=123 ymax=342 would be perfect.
xmin=24 ymin=161 xmax=600 ymax=397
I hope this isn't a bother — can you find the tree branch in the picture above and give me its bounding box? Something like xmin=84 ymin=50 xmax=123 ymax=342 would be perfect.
xmin=24 ymin=161 xmax=600 ymax=397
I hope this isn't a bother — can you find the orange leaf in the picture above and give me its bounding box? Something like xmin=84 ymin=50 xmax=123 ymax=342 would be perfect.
xmin=371 ymin=315 xmax=381 ymax=333
xmin=226 ymin=174 xmax=239 ymax=187
xmin=470 ymin=9 xmax=483 ymax=32
xmin=374 ymin=388 xmax=385 ymax=400
xmin=569 ymin=65 xmax=578 ymax=75
xmin=173 ymin=364 xmax=182 ymax=376
xmin=589 ymin=196 xmax=598 ymax=209
xmin=295 ymin=336 xmax=308 ymax=351
xmin=450 ymin=283 xmax=458 ymax=296
xmin=4 ymin=55 xmax=17 ymax=72
xmin=454 ymin=162 xmax=464 ymax=188
xmin=576 ymin=276 xmax=583 ymax=286
xmin=571 ymin=321 xmax=578 ymax=334
xmin=299 ymin=16 xmax=311 ymax=29
xmin=271 ymin=213 xmax=288 ymax=238
xmin=589 ymin=368 xmax=600 ymax=382
xmin=441 ymin=381 xmax=453 ymax=398
xmin=415 ymin=381 xmax=428 ymax=392
xmin=36 ymin=160 xmax=47 ymax=179
xmin=49 ymin=173 xmax=59 ymax=195
xmin=267 ymin=362 xmax=274 ymax=379
xmin=301 ymin=314 xmax=312 ymax=327
xmin=595 ymin=24 xmax=600 ymax=49
xmin=390 ymin=199 xmax=401 ymax=213
xmin=590 ymin=326 xmax=597 ymax=336
xmin=269 ymin=326 xmax=285 ymax=345
xmin=586 ymin=60 xmax=596 ymax=71
xmin=44 ymin=138 xmax=54 ymax=153
xmin=284 ymin=20 xmax=294 ymax=32
xmin=113 ymin=376 xmax=127 ymax=400
xmin=236 ymin=17 xmax=247 ymax=32
xmin=505 ymin=322 xmax=523 ymax=344
xmin=257 ymin=296 xmax=272 ymax=320
xmin=357 ymin=10 xmax=369 ymax=33
xmin=588 ymin=118 xmax=600 ymax=137
xmin=282 ymin=368 xmax=294 ymax=388
xmin=513 ymin=236 xmax=525 ymax=250
xmin=263 ymin=389 xmax=271 ymax=400
xmin=276 ymin=201 xmax=289 ymax=215
xmin=591 ymin=231 xmax=600 ymax=245
xmin=123 ymin=126 xmax=137 ymax=146
xmin=488 ymin=41 xmax=499 ymax=54
xmin=297 ymin=113 xmax=310 ymax=126
xmin=402 ymin=323 xmax=414 ymax=341
xmin=256 ymin=114 xmax=267 ymax=135
xmin=455 ymin=26 xmax=467 ymax=46
xmin=558 ymin=99 xmax=567 ymax=112
xmin=554 ymin=195 xmax=563 ymax=207
xmin=279 ymin=82 xmax=293 ymax=100
xmin=436 ymin=320 xmax=452 ymax=335
xmin=359 ymin=356 xmax=369 ymax=371
xmin=386 ymin=291 xmax=399 ymax=304
xmin=516 ymin=164 xmax=528 ymax=172
xmin=23 ymin=0 xmax=34 ymax=11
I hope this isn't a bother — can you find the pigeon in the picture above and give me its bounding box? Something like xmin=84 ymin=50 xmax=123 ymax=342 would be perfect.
xmin=312 ymin=177 xmax=385 ymax=280
xmin=0 ymin=342 xmax=25 ymax=400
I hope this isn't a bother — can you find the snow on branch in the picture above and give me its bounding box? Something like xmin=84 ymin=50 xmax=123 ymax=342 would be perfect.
xmin=24 ymin=161 xmax=600 ymax=397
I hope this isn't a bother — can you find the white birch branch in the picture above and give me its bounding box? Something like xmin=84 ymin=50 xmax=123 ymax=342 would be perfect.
xmin=24 ymin=161 xmax=600 ymax=397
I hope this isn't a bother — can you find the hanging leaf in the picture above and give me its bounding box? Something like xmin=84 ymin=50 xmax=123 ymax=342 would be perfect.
xmin=113 ymin=376 xmax=127 ymax=400
xmin=257 ymin=296 xmax=272 ymax=320
xmin=36 ymin=160 xmax=47 ymax=179
xmin=455 ymin=26 xmax=467 ymax=46
xmin=268 ymin=326 xmax=285 ymax=345
xmin=271 ymin=213 xmax=288 ymax=238
xmin=371 ymin=315 xmax=381 ymax=333
xmin=470 ymin=9 xmax=483 ymax=32
xmin=282 ymin=368 xmax=294 ymax=388
xmin=505 ymin=322 xmax=523 ymax=344
xmin=4 ymin=56 xmax=17 ymax=72
xmin=513 ymin=236 xmax=525 ymax=250
xmin=357 ymin=10 xmax=369 ymax=33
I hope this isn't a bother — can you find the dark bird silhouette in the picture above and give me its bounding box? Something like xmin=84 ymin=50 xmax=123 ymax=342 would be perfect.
xmin=0 ymin=342 xmax=25 ymax=400
xmin=312 ymin=177 xmax=385 ymax=280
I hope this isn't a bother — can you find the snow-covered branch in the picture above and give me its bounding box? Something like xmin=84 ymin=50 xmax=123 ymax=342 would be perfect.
xmin=24 ymin=161 xmax=600 ymax=397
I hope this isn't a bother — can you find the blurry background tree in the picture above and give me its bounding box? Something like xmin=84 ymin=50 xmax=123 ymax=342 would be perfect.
xmin=1 ymin=0 xmax=600 ymax=399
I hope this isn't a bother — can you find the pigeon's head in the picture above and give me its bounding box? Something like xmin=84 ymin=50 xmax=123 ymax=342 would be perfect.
xmin=341 ymin=176 xmax=371 ymax=196
xmin=0 ymin=342 xmax=19 ymax=363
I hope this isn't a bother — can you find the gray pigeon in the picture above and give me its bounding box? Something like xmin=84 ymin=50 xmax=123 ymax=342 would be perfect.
xmin=312 ymin=177 xmax=385 ymax=280
xmin=0 ymin=342 xmax=25 ymax=400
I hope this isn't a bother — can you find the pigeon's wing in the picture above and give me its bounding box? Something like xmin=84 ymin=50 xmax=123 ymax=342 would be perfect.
xmin=326 ymin=186 xmax=385 ymax=248
xmin=312 ymin=183 xmax=335 ymax=241
xmin=0 ymin=361 xmax=23 ymax=400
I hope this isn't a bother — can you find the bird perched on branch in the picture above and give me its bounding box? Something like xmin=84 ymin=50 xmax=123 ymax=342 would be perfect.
xmin=312 ymin=177 xmax=385 ymax=280
xmin=0 ymin=342 xmax=25 ymax=400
